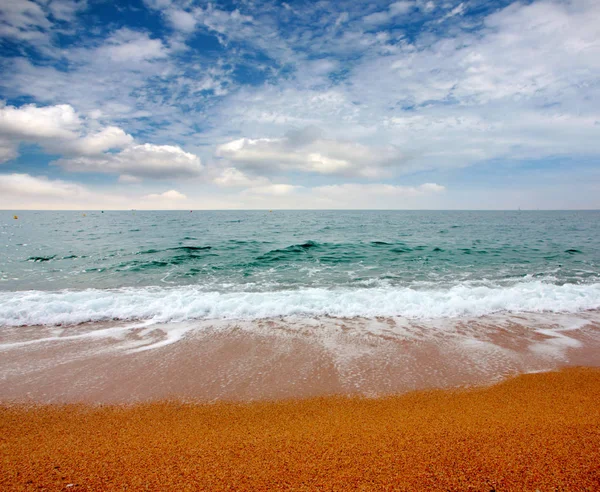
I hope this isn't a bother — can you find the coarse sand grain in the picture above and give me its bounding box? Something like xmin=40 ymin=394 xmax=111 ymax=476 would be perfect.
xmin=1 ymin=367 xmax=599 ymax=490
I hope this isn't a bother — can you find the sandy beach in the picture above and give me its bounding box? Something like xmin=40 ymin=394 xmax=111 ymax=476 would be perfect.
xmin=1 ymin=367 xmax=599 ymax=490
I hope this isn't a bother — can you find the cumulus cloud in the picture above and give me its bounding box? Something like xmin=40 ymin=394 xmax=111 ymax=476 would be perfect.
xmin=0 ymin=103 xmax=133 ymax=160
xmin=0 ymin=103 xmax=80 ymax=140
xmin=63 ymin=126 xmax=134 ymax=155
xmin=0 ymin=103 xmax=203 ymax=182
xmin=57 ymin=143 xmax=203 ymax=179
xmin=216 ymin=127 xmax=403 ymax=178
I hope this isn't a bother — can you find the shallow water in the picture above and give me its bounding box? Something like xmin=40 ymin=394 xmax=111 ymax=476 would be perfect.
xmin=0 ymin=313 xmax=599 ymax=403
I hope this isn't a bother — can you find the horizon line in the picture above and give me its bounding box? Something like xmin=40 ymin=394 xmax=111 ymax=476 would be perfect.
xmin=3 ymin=209 xmax=600 ymax=212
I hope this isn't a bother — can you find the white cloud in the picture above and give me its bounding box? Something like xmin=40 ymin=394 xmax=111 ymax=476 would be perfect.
xmin=0 ymin=173 xmax=199 ymax=210
xmin=0 ymin=103 xmax=133 ymax=160
xmin=334 ymin=12 xmax=349 ymax=28
xmin=244 ymin=184 xmax=299 ymax=196
xmin=422 ymin=1 xmax=436 ymax=13
xmin=314 ymin=182 xmax=445 ymax=198
xmin=118 ymin=174 xmax=143 ymax=184
xmin=1 ymin=22 xmax=176 ymax=128
xmin=57 ymin=143 xmax=203 ymax=179
xmin=212 ymin=167 xmax=271 ymax=188
xmin=96 ymin=29 xmax=169 ymax=63
xmin=0 ymin=0 xmax=87 ymax=50
xmin=49 ymin=0 xmax=87 ymax=22
xmin=221 ymin=181 xmax=446 ymax=209
xmin=212 ymin=168 xmax=300 ymax=197
xmin=0 ymin=0 xmax=51 ymax=42
xmin=390 ymin=1 xmax=414 ymax=16
xmin=0 ymin=139 xmax=18 ymax=164
xmin=166 ymin=9 xmax=197 ymax=32
xmin=0 ymin=173 xmax=89 ymax=198
xmin=0 ymin=104 xmax=199 ymax=182
xmin=216 ymin=127 xmax=404 ymax=177
xmin=143 ymin=189 xmax=187 ymax=200
xmin=306 ymin=182 xmax=446 ymax=209
xmin=0 ymin=173 xmax=194 ymax=209
xmin=362 ymin=11 xmax=390 ymax=25
xmin=0 ymin=103 xmax=80 ymax=140
xmin=436 ymin=2 xmax=465 ymax=23
xmin=64 ymin=126 xmax=134 ymax=155
xmin=363 ymin=1 xmax=414 ymax=25
xmin=195 ymin=6 xmax=254 ymax=36
xmin=418 ymin=182 xmax=445 ymax=193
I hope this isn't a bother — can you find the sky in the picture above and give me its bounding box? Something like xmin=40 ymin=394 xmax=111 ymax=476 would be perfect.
xmin=0 ymin=0 xmax=599 ymax=210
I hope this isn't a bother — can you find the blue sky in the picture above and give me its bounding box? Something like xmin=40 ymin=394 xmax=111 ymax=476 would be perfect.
xmin=0 ymin=0 xmax=599 ymax=209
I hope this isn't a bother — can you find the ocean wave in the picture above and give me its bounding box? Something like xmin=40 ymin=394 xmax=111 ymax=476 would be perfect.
xmin=253 ymin=240 xmax=421 ymax=264
xmin=136 ymin=246 xmax=212 ymax=255
xmin=116 ymin=246 xmax=217 ymax=270
xmin=27 ymin=256 xmax=56 ymax=262
xmin=1 ymin=281 xmax=600 ymax=326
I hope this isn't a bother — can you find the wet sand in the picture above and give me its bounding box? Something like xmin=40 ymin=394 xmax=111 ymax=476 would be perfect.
xmin=1 ymin=314 xmax=600 ymax=403
xmin=1 ymin=367 xmax=599 ymax=490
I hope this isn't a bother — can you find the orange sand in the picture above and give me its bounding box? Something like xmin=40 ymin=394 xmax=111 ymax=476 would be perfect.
xmin=1 ymin=368 xmax=600 ymax=491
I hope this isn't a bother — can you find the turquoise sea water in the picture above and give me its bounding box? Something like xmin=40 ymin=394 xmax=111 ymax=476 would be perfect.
xmin=1 ymin=210 xmax=600 ymax=325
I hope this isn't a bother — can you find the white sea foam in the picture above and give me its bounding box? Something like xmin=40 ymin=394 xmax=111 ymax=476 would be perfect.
xmin=1 ymin=281 xmax=599 ymax=327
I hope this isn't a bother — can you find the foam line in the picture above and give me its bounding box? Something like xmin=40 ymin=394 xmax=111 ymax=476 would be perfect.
xmin=1 ymin=281 xmax=599 ymax=327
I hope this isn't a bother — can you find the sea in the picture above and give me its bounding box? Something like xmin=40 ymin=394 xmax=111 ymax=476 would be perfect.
xmin=1 ymin=210 xmax=600 ymax=402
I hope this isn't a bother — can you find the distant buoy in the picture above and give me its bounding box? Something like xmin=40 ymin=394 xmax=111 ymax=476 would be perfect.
xmin=13 ymin=215 xmax=18 ymax=220
xmin=269 ymin=210 xmax=273 ymax=213
xmin=83 ymin=213 xmax=86 ymax=217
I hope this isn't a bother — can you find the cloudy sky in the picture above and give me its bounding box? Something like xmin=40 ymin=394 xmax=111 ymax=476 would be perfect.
xmin=0 ymin=0 xmax=599 ymax=209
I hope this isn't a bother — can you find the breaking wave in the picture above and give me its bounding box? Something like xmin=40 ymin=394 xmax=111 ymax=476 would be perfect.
xmin=1 ymin=281 xmax=600 ymax=326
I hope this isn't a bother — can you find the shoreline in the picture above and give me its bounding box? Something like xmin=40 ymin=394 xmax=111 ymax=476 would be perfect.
xmin=1 ymin=314 xmax=600 ymax=404
xmin=2 ymin=367 xmax=599 ymax=490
